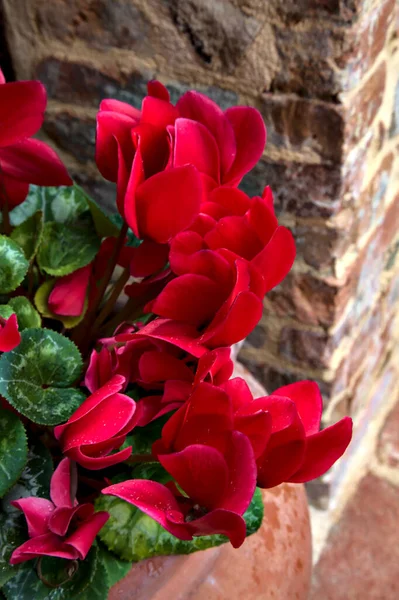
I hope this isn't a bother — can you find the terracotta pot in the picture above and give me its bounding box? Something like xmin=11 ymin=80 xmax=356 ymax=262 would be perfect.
xmin=109 ymin=483 xmax=312 ymax=600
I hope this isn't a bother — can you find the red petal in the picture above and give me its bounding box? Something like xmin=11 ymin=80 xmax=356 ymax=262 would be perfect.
xmin=150 ymin=274 xmax=226 ymax=327
xmin=0 ymin=313 xmax=21 ymax=352
xmin=50 ymin=458 xmax=75 ymax=508
xmin=96 ymin=110 xmax=136 ymax=181
xmin=288 ymin=417 xmax=353 ymax=483
xmin=64 ymin=511 xmax=109 ymax=560
xmin=84 ymin=347 xmax=116 ymax=394
xmin=221 ymin=431 xmax=257 ymax=514
xmin=173 ymin=118 xmax=220 ymax=182
xmin=136 ymin=318 xmax=204 ymax=357
xmin=147 ymin=80 xmax=170 ymax=102
xmin=139 ymin=350 xmax=193 ymax=383
xmin=0 ymin=81 xmax=46 ymax=147
xmin=224 ymin=106 xmax=266 ymax=185
xmin=208 ymin=186 xmax=251 ymax=216
xmin=54 ymin=376 xmax=126 ymax=444
xmin=234 ymin=412 xmax=272 ymax=459
xmin=247 ymin=194 xmax=278 ymax=245
xmin=130 ymin=240 xmax=169 ymax=278
xmin=273 ymin=380 xmax=323 ymax=435
xmin=141 ymin=96 xmax=178 ymax=128
xmin=135 ymin=165 xmax=203 ymax=243
xmin=67 ymin=444 xmax=132 ymax=470
xmin=9 ymin=533 xmax=79 ymax=565
xmin=48 ymin=504 xmax=93 ymax=537
xmin=102 ymin=479 xmax=191 ymax=540
xmin=0 ymin=139 xmax=72 ymax=185
xmin=204 ymin=215 xmax=264 ymax=259
xmin=48 ymin=265 xmax=91 ymax=317
xmin=257 ymin=439 xmax=306 ymax=488
xmin=159 ymin=445 xmax=228 ymax=509
xmin=11 ymin=498 xmax=55 ymax=537
xmin=184 ymin=509 xmax=246 ymax=548
xmin=0 ymin=173 xmax=29 ymax=209
xmin=99 ymin=99 xmax=141 ymax=119
xmin=177 ymin=91 xmax=236 ymax=176
xmin=220 ymin=377 xmax=253 ymax=411
xmin=252 ymin=226 xmax=296 ymax=294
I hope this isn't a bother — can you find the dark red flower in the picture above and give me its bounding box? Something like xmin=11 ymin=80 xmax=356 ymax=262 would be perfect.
xmin=48 ymin=264 xmax=92 ymax=317
xmin=0 ymin=69 xmax=72 ymax=209
xmin=147 ymin=187 xmax=295 ymax=347
xmin=0 ymin=313 xmax=20 ymax=352
xmin=10 ymin=458 xmax=108 ymax=564
xmin=54 ymin=376 xmax=140 ymax=470
xmin=222 ymin=379 xmax=353 ymax=488
xmin=102 ymin=430 xmax=256 ymax=548
xmin=85 ymin=319 xmax=233 ymax=426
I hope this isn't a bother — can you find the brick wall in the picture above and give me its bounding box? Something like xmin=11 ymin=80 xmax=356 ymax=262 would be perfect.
xmin=2 ymin=0 xmax=399 ymax=496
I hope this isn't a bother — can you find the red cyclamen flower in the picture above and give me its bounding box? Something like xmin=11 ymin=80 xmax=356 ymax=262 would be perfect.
xmin=221 ymin=378 xmax=353 ymax=488
xmin=0 ymin=313 xmax=20 ymax=352
xmin=54 ymin=375 xmax=140 ymax=470
xmin=0 ymin=68 xmax=72 ymax=209
xmin=10 ymin=458 xmax=108 ymax=564
xmin=147 ymin=187 xmax=295 ymax=347
xmin=103 ymin=430 xmax=256 ymax=548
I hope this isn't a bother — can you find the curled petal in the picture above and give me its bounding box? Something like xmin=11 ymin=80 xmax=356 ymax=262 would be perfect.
xmin=273 ymin=380 xmax=323 ymax=435
xmin=11 ymin=498 xmax=55 ymax=538
xmin=183 ymin=508 xmax=247 ymax=549
xmin=9 ymin=532 xmax=79 ymax=565
xmin=64 ymin=511 xmax=109 ymax=560
xmin=0 ymin=139 xmax=72 ymax=185
xmin=0 ymin=314 xmax=21 ymax=352
xmin=50 ymin=458 xmax=76 ymax=508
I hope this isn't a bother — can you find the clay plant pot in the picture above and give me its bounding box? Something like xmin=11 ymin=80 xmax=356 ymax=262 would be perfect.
xmin=109 ymin=483 xmax=312 ymax=600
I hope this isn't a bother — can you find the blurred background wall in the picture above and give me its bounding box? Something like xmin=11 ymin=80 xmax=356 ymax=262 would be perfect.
xmin=1 ymin=1 xmax=399 ymax=595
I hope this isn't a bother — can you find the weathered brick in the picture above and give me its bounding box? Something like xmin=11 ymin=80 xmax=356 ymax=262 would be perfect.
xmin=356 ymin=152 xmax=394 ymax=239
xmin=311 ymin=474 xmax=399 ymax=599
xmin=345 ymin=61 xmax=386 ymax=146
xmin=279 ymin=327 xmax=329 ymax=369
xmin=264 ymin=0 xmax=370 ymax=22
xmin=270 ymin=25 xmax=345 ymax=99
xmin=34 ymin=0 xmax=152 ymax=53
xmin=293 ymin=224 xmax=351 ymax=270
xmin=36 ymin=58 xmax=153 ymax=108
xmin=390 ymin=77 xmax=399 ymax=138
xmin=260 ymin=94 xmax=344 ymax=163
xmin=240 ymin=159 xmax=342 ymax=218
xmin=167 ymin=0 xmax=261 ymax=72
xmin=43 ymin=111 xmax=96 ymax=163
xmin=342 ymin=0 xmax=396 ymax=89
xmin=377 ymin=401 xmax=399 ymax=468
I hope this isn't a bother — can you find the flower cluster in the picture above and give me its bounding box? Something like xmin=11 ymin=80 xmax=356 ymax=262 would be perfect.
xmin=0 ymin=74 xmax=352 ymax=589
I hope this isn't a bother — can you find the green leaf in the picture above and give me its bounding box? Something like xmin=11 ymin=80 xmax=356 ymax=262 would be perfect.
xmin=0 ymin=328 xmax=85 ymax=425
xmin=2 ymin=441 xmax=53 ymax=512
xmin=0 ymin=512 xmax=26 ymax=587
xmin=34 ymin=279 xmax=87 ymax=329
xmin=75 ymin=184 xmax=119 ymax=239
xmin=3 ymin=548 xmax=107 ymax=600
xmin=7 ymin=297 xmax=41 ymax=330
xmin=10 ymin=212 xmax=43 ymax=261
xmin=37 ymin=221 xmax=100 ymax=277
xmin=0 ymin=409 xmax=27 ymax=498
xmin=95 ymin=487 xmax=264 ymax=562
xmin=9 ymin=185 xmax=88 ymax=227
xmin=0 ymin=236 xmax=29 ymax=293
xmin=97 ymin=544 xmax=131 ymax=589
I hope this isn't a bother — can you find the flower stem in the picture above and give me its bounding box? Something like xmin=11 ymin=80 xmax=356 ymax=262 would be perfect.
xmin=91 ymin=266 xmax=130 ymax=333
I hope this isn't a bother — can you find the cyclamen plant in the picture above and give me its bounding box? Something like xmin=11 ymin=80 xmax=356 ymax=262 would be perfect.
xmin=0 ymin=70 xmax=353 ymax=598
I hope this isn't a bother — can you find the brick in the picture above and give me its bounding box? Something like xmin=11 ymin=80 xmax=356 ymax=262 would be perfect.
xmin=356 ymin=152 xmax=394 ymax=239
xmin=167 ymin=0 xmax=261 ymax=72
xmin=241 ymin=159 xmax=342 ymax=219
xmin=260 ymin=94 xmax=344 ymax=163
xmin=43 ymin=111 xmax=96 ymax=163
xmin=72 ymin=173 xmax=117 ymax=215
xmin=377 ymin=401 xmax=399 ymax=468
xmin=279 ymin=327 xmax=329 ymax=369
xmin=293 ymin=224 xmax=350 ymax=270
xmin=264 ymin=272 xmax=349 ymax=327
xmin=342 ymin=0 xmax=396 ymax=89
xmin=265 ymin=0 xmax=369 ymax=22
xmin=270 ymin=25 xmax=345 ymax=99
xmin=345 ymin=61 xmax=387 ymax=146
xmin=33 ymin=0 xmax=152 ymax=53
xmin=311 ymin=474 xmax=399 ymax=599
xmin=36 ymin=58 xmax=153 ymax=108
xmin=389 ymin=77 xmax=399 ymax=138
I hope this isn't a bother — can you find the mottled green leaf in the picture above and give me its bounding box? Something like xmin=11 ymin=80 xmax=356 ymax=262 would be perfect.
xmin=37 ymin=221 xmax=100 ymax=277
xmin=34 ymin=279 xmax=87 ymax=329
xmin=95 ymin=487 xmax=264 ymax=562
xmin=98 ymin=544 xmax=131 ymax=589
xmin=0 ymin=512 xmax=26 ymax=586
xmin=0 ymin=328 xmax=84 ymax=425
xmin=10 ymin=212 xmax=43 ymax=261
xmin=3 ymin=548 xmax=107 ymax=600
xmin=7 ymin=297 xmax=41 ymax=330
xmin=0 ymin=236 xmax=29 ymax=293
xmin=2 ymin=441 xmax=53 ymax=512
xmin=0 ymin=409 xmax=27 ymax=498
xmin=9 ymin=185 xmax=89 ymax=227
